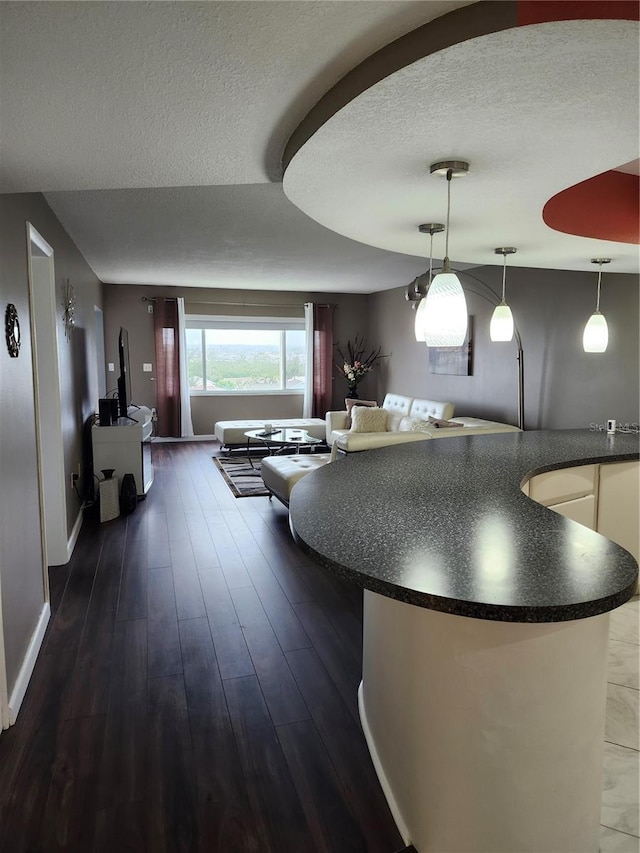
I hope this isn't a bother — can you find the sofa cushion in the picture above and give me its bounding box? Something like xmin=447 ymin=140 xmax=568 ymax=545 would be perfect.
xmin=335 ymin=416 xmax=520 ymax=453
xmin=336 ymin=431 xmax=433 ymax=453
xmin=385 ymin=411 xmax=406 ymax=431
xmin=350 ymin=406 xmax=388 ymax=433
xmin=345 ymin=398 xmax=377 ymax=429
xmin=398 ymin=416 xmax=435 ymax=433
xmin=410 ymin=398 xmax=455 ymax=422
xmin=421 ymin=418 xmax=521 ymax=439
xmin=380 ymin=393 xmax=413 ymax=418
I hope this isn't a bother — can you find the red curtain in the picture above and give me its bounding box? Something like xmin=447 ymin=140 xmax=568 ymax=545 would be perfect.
xmin=153 ymin=298 xmax=181 ymax=437
xmin=312 ymin=304 xmax=334 ymax=417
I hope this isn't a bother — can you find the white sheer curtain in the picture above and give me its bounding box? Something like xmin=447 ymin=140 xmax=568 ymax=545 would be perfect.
xmin=303 ymin=302 xmax=314 ymax=418
xmin=177 ymin=297 xmax=194 ymax=437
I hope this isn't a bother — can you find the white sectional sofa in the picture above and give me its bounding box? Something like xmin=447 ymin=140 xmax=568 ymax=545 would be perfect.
xmin=326 ymin=393 xmax=520 ymax=454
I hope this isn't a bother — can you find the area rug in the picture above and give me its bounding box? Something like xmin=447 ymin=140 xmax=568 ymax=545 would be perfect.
xmin=213 ymin=457 xmax=270 ymax=498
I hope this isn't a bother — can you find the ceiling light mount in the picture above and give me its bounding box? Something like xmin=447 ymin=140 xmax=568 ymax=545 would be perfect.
xmin=429 ymin=160 xmax=470 ymax=178
xmin=418 ymin=223 xmax=445 ymax=235
xmin=495 ymin=247 xmax=517 ymax=257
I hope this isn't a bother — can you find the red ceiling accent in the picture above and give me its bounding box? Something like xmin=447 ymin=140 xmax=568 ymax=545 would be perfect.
xmin=520 ymin=4 xmax=639 ymax=245
xmin=517 ymin=1 xmax=639 ymax=25
xmin=543 ymin=171 xmax=640 ymax=245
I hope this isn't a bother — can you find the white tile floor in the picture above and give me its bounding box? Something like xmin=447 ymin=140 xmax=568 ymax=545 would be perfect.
xmin=601 ymin=596 xmax=640 ymax=852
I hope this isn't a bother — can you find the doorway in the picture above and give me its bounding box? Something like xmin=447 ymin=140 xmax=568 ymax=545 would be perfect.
xmin=26 ymin=222 xmax=68 ymax=569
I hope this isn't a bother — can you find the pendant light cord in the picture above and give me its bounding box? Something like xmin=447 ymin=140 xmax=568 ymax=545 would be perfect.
xmin=596 ymin=264 xmax=602 ymax=312
xmin=429 ymin=231 xmax=434 ymax=283
xmin=501 ymin=253 xmax=507 ymax=303
xmin=444 ymin=169 xmax=452 ymax=261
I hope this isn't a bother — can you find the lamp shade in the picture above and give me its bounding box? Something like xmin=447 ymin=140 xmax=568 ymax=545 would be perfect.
xmin=423 ymin=272 xmax=468 ymax=347
xmin=583 ymin=311 xmax=608 ymax=352
xmin=414 ymin=297 xmax=428 ymax=342
xmin=490 ymin=303 xmax=514 ymax=342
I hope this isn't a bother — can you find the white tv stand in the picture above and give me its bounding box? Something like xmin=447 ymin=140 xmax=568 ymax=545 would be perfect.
xmin=92 ymin=405 xmax=154 ymax=497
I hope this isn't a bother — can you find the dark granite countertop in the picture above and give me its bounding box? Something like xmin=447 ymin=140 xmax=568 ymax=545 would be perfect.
xmin=288 ymin=430 xmax=639 ymax=622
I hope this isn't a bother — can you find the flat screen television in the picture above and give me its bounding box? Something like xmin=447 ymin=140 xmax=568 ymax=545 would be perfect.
xmin=117 ymin=326 xmax=133 ymax=417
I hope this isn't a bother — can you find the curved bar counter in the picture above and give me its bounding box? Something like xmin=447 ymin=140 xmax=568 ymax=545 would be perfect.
xmin=289 ymin=430 xmax=639 ymax=853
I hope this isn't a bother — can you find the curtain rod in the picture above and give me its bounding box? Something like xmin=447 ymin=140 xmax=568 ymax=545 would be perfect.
xmin=141 ymin=297 xmax=337 ymax=308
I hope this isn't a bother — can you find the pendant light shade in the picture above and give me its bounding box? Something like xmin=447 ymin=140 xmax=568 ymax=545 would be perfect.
xmin=414 ymin=224 xmax=444 ymax=342
xmin=424 ymin=161 xmax=469 ymax=347
xmin=414 ymin=297 xmax=428 ymax=342
xmin=583 ymin=259 xmax=610 ymax=353
xmin=490 ymin=247 xmax=517 ymax=342
xmin=583 ymin=312 xmax=608 ymax=352
xmin=423 ymin=267 xmax=468 ymax=346
xmin=490 ymin=303 xmax=514 ymax=342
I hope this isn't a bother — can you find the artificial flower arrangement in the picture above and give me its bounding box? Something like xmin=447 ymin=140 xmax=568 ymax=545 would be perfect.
xmin=334 ymin=335 xmax=388 ymax=398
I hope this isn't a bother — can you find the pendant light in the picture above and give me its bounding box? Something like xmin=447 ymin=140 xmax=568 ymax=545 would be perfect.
xmin=490 ymin=248 xmax=517 ymax=342
xmin=423 ymin=161 xmax=469 ymax=347
xmin=414 ymin=223 xmax=444 ymax=341
xmin=583 ymin=258 xmax=610 ymax=353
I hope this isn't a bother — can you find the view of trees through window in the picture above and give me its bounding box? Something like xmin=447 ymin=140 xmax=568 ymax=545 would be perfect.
xmin=186 ymin=326 xmax=306 ymax=392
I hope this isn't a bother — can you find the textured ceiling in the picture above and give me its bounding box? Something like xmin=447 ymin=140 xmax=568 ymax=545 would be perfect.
xmin=1 ymin=2 xmax=638 ymax=291
xmin=284 ymin=19 xmax=640 ymax=275
xmin=44 ymin=184 xmax=432 ymax=290
xmin=0 ymin=0 xmax=469 ymax=191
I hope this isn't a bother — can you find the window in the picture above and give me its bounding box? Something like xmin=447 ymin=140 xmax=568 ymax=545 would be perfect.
xmin=185 ymin=315 xmax=306 ymax=394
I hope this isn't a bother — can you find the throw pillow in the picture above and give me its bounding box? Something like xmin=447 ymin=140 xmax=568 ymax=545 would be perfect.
xmin=399 ymin=417 xmax=434 ymax=433
xmin=344 ymin=398 xmax=377 ymax=429
xmin=427 ymin=416 xmax=464 ymax=429
xmin=350 ymin=406 xmax=388 ymax=433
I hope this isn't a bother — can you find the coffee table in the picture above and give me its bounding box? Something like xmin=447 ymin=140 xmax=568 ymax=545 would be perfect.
xmin=244 ymin=428 xmax=323 ymax=468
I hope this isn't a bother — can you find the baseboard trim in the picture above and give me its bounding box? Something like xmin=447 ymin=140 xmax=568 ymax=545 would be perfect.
xmin=8 ymin=602 xmax=50 ymax=725
xmin=152 ymin=434 xmax=218 ymax=443
xmin=358 ymin=681 xmax=411 ymax=845
xmin=67 ymin=506 xmax=83 ymax=561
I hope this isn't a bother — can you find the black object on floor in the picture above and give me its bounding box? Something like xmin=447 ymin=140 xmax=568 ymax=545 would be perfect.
xmin=119 ymin=472 xmax=137 ymax=514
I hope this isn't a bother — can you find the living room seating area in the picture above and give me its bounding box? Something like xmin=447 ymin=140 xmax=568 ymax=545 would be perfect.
xmin=252 ymin=393 xmax=523 ymax=503
xmin=327 ymin=393 xmax=521 ymax=454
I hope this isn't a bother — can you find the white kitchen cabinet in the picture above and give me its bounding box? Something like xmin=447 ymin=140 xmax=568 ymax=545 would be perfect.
xmin=528 ymin=464 xmax=596 ymax=509
xmin=526 ymin=460 xmax=639 ymax=554
xmin=597 ymin=461 xmax=639 ymax=560
xmin=548 ymin=494 xmax=597 ymax=529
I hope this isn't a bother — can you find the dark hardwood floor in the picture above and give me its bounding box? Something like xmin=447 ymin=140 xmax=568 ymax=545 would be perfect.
xmin=0 ymin=441 xmax=404 ymax=852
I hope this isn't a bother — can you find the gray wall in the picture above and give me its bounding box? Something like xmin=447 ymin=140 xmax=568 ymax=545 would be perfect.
xmin=0 ymin=193 xmax=102 ymax=694
xmin=103 ymin=284 xmax=370 ymax=435
xmin=369 ymin=266 xmax=639 ymax=430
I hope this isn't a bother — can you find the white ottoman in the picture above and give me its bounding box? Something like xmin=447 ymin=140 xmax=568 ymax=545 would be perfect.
xmin=260 ymin=454 xmax=331 ymax=506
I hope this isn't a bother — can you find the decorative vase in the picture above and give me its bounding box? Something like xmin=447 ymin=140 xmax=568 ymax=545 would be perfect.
xmin=347 ymin=387 xmax=359 ymax=399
